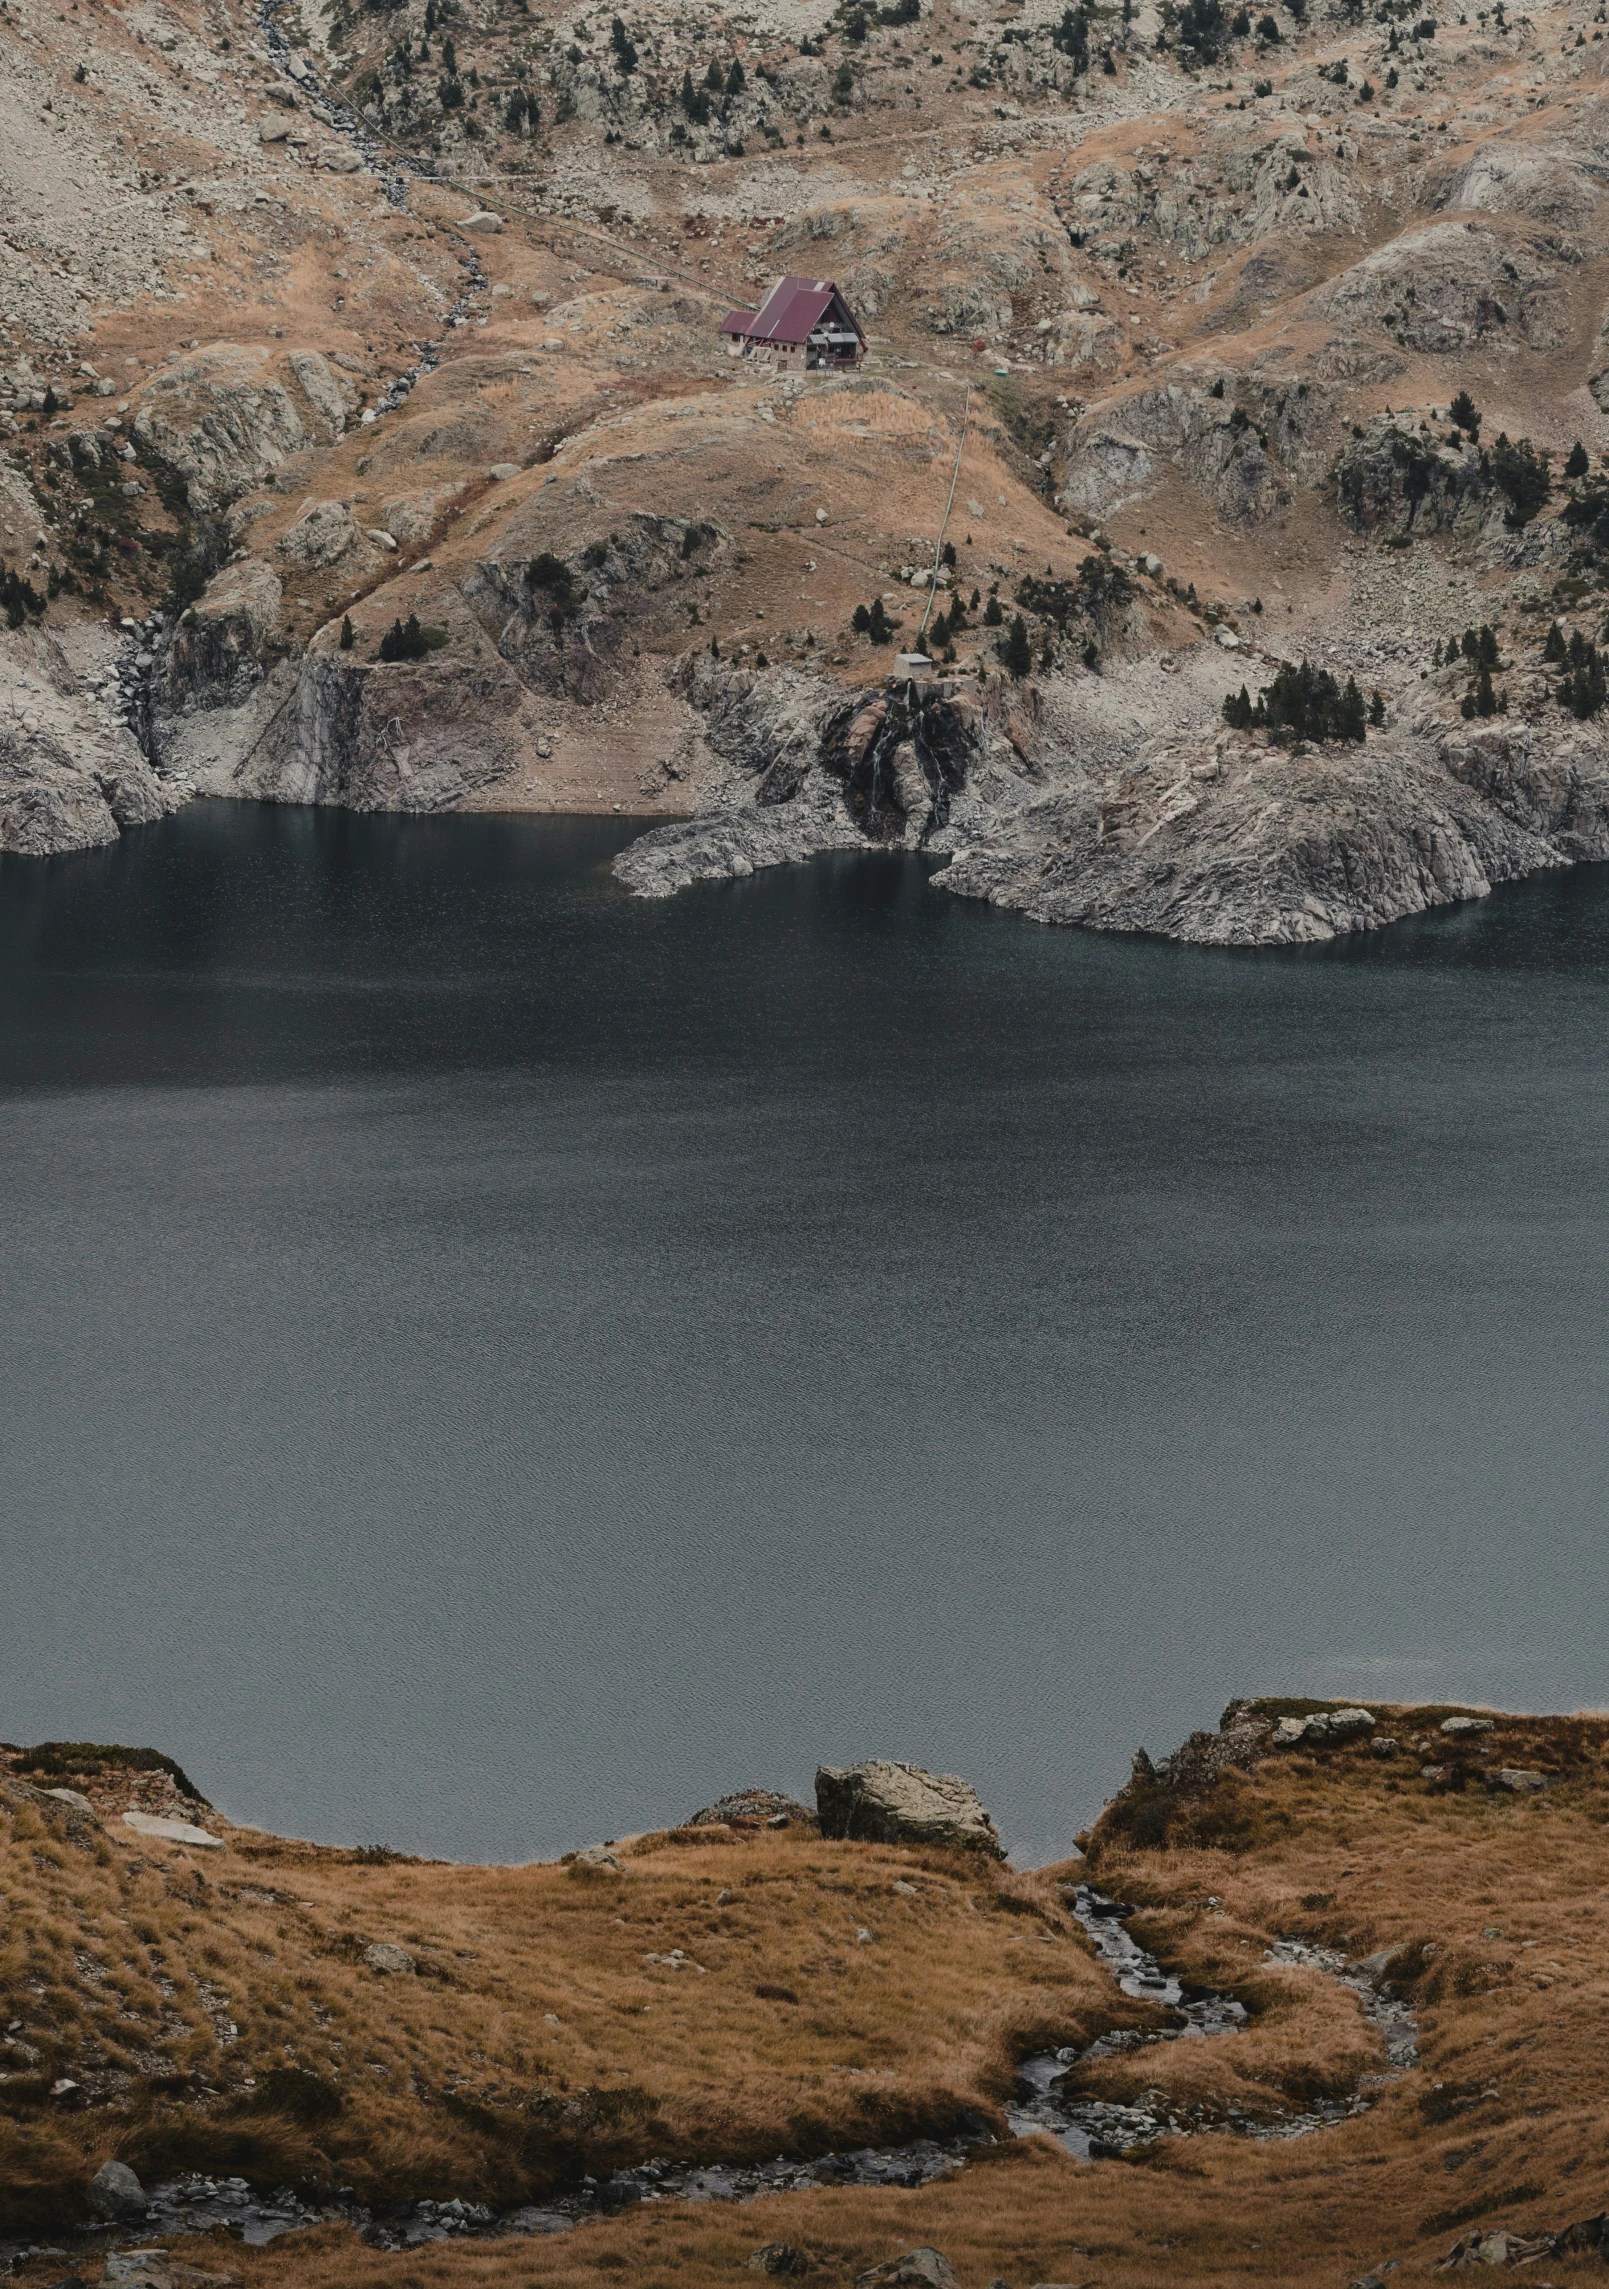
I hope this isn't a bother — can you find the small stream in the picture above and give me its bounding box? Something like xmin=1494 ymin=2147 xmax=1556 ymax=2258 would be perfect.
xmin=1 ymin=1884 xmax=1419 ymax=2273
xmin=1006 ymin=1886 xmax=1418 ymax=2157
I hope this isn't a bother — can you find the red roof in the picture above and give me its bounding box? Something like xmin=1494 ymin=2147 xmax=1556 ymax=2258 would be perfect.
xmin=722 ymin=276 xmax=864 ymax=347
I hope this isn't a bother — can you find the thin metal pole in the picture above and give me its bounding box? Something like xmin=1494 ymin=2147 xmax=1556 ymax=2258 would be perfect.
xmin=918 ymin=383 xmax=971 ymax=652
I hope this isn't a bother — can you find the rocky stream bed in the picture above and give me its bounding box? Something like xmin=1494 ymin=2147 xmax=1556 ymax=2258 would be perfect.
xmin=1 ymin=1886 xmax=1419 ymax=2277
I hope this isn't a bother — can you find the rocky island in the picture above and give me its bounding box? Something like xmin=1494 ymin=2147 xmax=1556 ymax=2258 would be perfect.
xmin=7 ymin=0 xmax=1609 ymax=936
xmin=3 ymin=1703 xmax=1608 ymax=2289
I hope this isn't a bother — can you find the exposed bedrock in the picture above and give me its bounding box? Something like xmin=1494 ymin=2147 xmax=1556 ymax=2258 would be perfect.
xmin=614 ymin=657 xmax=1609 ymax=947
xmin=0 ymin=627 xmax=177 ymax=856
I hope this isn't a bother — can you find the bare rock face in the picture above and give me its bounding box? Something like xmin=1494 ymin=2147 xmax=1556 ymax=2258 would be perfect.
xmin=935 ymin=728 xmax=1558 ymax=946
xmin=1335 ymin=419 xmax=1496 ymax=540
xmin=1433 ymin=139 xmax=1599 ymax=229
xmin=132 ymin=343 xmax=350 ymax=512
xmin=815 ymin=1760 xmax=1006 ymax=1858
xmin=1059 ymin=382 xmax=1291 ymax=527
xmin=0 ymin=629 xmax=176 ymax=855
xmin=276 ymin=500 xmax=367 ymax=572
xmin=462 ymin=514 xmax=732 ymax=704
xmin=1309 ymin=219 xmax=1570 ymax=353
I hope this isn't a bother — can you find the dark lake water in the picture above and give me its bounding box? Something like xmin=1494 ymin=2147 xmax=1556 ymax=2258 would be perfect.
xmin=5 ymin=802 xmax=1609 ymax=1865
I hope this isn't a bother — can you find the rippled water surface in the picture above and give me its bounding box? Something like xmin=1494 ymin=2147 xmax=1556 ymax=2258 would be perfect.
xmin=5 ymin=803 xmax=1609 ymax=1864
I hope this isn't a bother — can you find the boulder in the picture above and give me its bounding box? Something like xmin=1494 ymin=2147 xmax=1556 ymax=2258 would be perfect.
xmin=461 ymin=210 xmax=504 ymax=232
xmin=362 ymin=1942 xmax=417 ymax=1974
xmin=46 ymin=1787 xmax=97 ymax=1814
xmin=88 ymin=2157 xmax=147 ymax=2220
xmin=750 ymin=2248 xmax=810 ymax=2277
xmin=122 ymin=1811 xmax=223 ymax=1849
xmin=572 ymin=1843 xmax=623 ymax=1870
xmin=1440 ymin=1715 xmax=1495 ymax=1736
xmin=277 ymin=500 xmax=364 ymax=570
xmin=1272 ymin=1708 xmax=1375 ymax=1749
xmin=1491 ymin=1767 xmax=1548 ymax=1793
xmin=286 ymin=349 xmax=348 ymax=441
xmin=855 ymin=2254 xmax=959 ymax=2289
xmin=815 ymin=1761 xmax=1004 ymax=1858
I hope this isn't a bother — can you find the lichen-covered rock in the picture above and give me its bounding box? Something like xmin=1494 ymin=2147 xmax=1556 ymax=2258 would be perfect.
xmin=815 ymin=1760 xmax=1005 ymax=1857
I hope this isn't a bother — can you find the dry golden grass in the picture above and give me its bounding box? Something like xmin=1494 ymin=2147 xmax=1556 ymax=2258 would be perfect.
xmin=9 ymin=1705 xmax=1609 ymax=2289
xmin=0 ymin=1759 xmax=1130 ymax=2235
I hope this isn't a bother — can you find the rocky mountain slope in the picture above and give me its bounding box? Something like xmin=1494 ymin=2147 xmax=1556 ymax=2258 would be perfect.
xmin=7 ymin=0 xmax=1609 ymax=938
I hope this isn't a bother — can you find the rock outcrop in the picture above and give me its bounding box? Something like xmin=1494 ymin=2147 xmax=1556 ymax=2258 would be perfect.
xmin=132 ymin=344 xmax=353 ymax=513
xmin=0 ymin=628 xmax=176 ymax=855
xmin=687 ymin=1790 xmax=817 ymax=1830
xmin=815 ymin=1761 xmax=1006 ymax=1858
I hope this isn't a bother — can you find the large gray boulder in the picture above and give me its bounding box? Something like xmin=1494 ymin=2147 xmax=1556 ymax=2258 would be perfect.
xmin=88 ymin=2157 xmax=146 ymax=2220
xmin=815 ymin=1760 xmax=1005 ymax=1858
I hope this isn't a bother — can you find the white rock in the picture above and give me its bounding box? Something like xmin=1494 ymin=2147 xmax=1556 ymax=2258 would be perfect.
xmin=487 ymin=462 xmax=521 ymax=480
xmin=45 ymin=1787 xmax=96 ymax=1813
xmin=363 ymin=1942 xmax=417 ymax=1974
xmin=573 ymin=1843 xmax=623 ymax=1869
xmin=123 ymin=1811 xmax=223 ymax=1848
xmin=460 ymin=210 xmax=503 ymax=232
xmin=364 ymin=527 xmax=397 ymax=549
xmin=1441 ymin=1715 xmax=1496 ymax=1736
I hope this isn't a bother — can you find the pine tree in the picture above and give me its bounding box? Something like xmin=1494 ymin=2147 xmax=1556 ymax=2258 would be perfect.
xmin=339 ymin=614 xmax=354 ymax=650
xmin=1368 ymin=687 xmax=1385 ymax=726
xmin=1543 ymin=620 xmax=1566 ymax=663
xmin=1566 ymin=440 xmax=1590 ymax=481
xmin=726 ymin=56 xmax=745 ymax=93
xmin=1003 ymin=613 xmax=1032 ymax=678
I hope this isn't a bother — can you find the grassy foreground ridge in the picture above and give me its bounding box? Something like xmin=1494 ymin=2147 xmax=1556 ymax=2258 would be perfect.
xmin=4 ymin=1702 xmax=1608 ymax=2289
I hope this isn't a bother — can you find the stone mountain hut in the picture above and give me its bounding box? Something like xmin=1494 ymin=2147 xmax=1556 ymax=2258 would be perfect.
xmin=720 ymin=276 xmax=866 ymax=371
